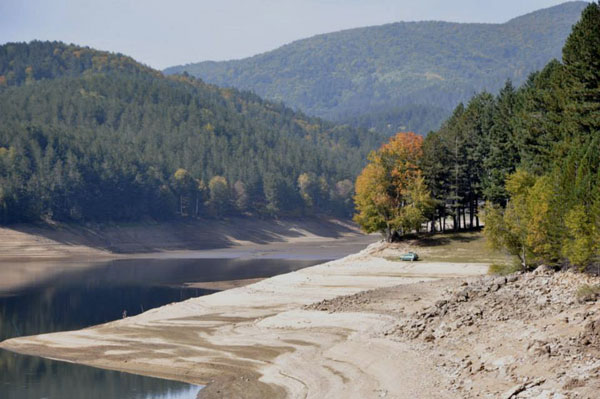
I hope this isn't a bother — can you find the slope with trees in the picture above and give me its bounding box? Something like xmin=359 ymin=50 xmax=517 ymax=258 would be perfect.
xmin=165 ymin=2 xmax=587 ymax=135
xmin=353 ymin=2 xmax=600 ymax=272
xmin=0 ymin=41 xmax=384 ymax=224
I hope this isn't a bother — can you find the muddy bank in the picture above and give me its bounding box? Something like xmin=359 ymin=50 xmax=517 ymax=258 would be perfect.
xmin=0 ymin=242 xmax=489 ymax=398
xmin=0 ymin=217 xmax=363 ymax=260
xmin=3 ymin=236 xmax=598 ymax=398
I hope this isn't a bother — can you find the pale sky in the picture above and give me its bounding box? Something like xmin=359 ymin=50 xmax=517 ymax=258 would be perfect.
xmin=0 ymin=0 xmax=583 ymax=70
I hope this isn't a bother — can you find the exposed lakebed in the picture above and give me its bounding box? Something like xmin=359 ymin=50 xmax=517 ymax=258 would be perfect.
xmin=0 ymin=235 xmax=376 ymax=398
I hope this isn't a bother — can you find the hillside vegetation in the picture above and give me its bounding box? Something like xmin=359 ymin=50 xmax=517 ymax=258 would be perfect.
xmin=0 ymin=42 xmax=383 ymax=224
xmin=353 ymin=3 xmax=600 ymax=272
xmin=165 ymin=2 xmax=586 ymax=135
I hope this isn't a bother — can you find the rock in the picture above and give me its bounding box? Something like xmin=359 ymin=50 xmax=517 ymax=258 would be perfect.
xmin=493 ymin=277 xmax=507 ymax=286
xmin=536 ymin=297 xmax=549 ymax=307
xmin=435 ymin=299 xmax=448 ymax=308
xmin=563 ymin=377 xmax=585 ymax=390
xmin=455 ymin=288 xmax=472 ymax=302
xmin=474 ymin=362 xmax=485 ymax=373
xmin=503 ymin=378 xmax=546 ymax=398
xmin=534 ymin=265 xmax=554 ymax=275
xmin=503 ymin=383 xmax=527 ymax=399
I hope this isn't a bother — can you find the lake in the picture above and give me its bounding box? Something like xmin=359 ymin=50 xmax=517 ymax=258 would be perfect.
xmin=0 ymin=235 xmax=376 ymax=398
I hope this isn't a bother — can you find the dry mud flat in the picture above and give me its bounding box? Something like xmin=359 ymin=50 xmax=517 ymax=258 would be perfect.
xmin=1 ymin=242 xmax=488 ymax=398
xmin=2 ymin=242 xmax=599 ymax=398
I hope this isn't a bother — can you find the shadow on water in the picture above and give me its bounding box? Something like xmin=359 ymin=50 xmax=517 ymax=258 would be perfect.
xmin=0 ymin=256 xmax=326 ymax=398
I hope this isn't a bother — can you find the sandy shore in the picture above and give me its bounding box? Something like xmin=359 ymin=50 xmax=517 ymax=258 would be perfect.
xmin=0 ymin=242 xmax=488 ymax=398
xmin=0 ymin=218 xmax=363 ymax=261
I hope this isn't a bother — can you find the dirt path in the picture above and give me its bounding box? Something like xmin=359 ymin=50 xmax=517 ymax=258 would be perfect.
xmin=0 ymin=243 xmax=488 ymax=398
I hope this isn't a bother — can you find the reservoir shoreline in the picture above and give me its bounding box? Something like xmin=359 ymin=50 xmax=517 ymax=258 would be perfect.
xmin=0 ymin=240 xmax=490 ymax=398
xmin=3 ymin=230 xmax=598 ymax=398
xmin=0 ymin=217 xmax=364 ymax=261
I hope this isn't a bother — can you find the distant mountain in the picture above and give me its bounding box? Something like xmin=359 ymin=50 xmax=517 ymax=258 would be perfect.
xmin=0 ymin=41 xmax=381 ymax=223
xmin=165 ymin=1 xmax=587 ymax=134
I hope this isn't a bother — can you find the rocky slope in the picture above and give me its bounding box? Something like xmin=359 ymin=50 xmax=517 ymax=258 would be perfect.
xmin=310 ymin=265 xmax=600 ymax=398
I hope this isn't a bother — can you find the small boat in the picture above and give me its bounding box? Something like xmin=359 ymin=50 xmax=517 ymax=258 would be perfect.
xmin=400 ymin=252 xmax=419 ymax=261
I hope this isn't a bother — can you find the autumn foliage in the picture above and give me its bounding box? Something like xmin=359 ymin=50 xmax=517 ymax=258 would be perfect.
xmin=354 ymin=132 xmax=434 ymax=241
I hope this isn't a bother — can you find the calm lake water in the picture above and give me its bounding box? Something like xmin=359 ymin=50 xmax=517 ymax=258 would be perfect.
xmin=0 ymin=256 xmax=332 ymax=398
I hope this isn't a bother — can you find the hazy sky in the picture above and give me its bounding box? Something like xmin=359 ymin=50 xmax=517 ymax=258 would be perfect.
xmin=0 ymin=0 xmax=581 ymax=69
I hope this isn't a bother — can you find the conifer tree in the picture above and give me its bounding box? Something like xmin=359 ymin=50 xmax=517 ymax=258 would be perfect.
xmin=561 ymin=2 xmax=600 ymax=141
xmin=482 ymin=81 xmax=519 ymax=205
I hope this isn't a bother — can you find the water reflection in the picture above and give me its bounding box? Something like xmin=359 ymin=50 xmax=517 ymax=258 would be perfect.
xmin=0 ymin=352 xmax=200 ymax=399
xmin=0 ymin=257 xmax=325 ymax=398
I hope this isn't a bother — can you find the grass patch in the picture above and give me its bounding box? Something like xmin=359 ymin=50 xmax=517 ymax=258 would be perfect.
xmin=385 ymin=231 xmax=514 ymax=264
xmin=576 ymin=284 xmax=600 ymax=302
xmin=488 ymin=263 xmax=521 ymax=276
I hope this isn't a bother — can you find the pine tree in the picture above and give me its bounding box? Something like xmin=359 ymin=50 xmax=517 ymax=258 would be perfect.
xmin=482 ymin=81 xmax=519 ymax=205
xmin=514 ymin=61 xmax=568 ymax=174
xmin=562 ymin=2 xmax=600 ymax=142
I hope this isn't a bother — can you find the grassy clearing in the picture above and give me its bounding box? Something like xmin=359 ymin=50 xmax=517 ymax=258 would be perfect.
xmin=385 ymin=231 xmax=513 ymax=264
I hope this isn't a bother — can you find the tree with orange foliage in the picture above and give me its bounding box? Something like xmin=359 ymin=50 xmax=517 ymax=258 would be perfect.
xmin=354 ymin=132 xmax=434 ymax=242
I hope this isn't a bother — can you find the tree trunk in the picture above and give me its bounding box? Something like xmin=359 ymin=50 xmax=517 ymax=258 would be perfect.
xmin=385 ymin=226 xmax=394 ymax=243
xmin=469 ymin=199 xmax=474 ymax=229
xmin=520 ymin=245 xmax=527 ymax=270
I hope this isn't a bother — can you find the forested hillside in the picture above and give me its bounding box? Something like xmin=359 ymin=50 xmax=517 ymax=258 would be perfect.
xmin=353 ymin=3 xmax=600 ymax=271
xmin=0 ymin=42 xmax=383 ymax=224
xmin=165 ymin=2 xmax=586 ymax=135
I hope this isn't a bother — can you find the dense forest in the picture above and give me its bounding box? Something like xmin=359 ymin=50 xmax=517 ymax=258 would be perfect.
xmin=353 ymin=2 xmax=600 ymax=270
xmin=0 ymin=42 xmax=384 ymax=224
xmin=165 ymin=2 xmax=586 ymax=135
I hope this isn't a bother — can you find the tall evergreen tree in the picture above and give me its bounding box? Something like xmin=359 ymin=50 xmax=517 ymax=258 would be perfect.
xmin=482 ymin=81 xmax=520 ymax=205
xmin=561 ymin=2 xmax=600 ymax=142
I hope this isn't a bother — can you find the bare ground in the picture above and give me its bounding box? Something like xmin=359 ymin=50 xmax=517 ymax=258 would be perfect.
xmin=2 ymin=237 xmax=598 ymax=398
xmin=0 ymin=242 xmax=488 ymax=398
xmin=309 ymin=268 xmax=600 ymax=398
xmin=0 ymin=217 xmax=363 ymax=260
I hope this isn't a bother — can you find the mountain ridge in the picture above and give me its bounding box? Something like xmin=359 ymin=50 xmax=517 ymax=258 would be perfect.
xmin=165 ymin=1 xmax=588 ymax=134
